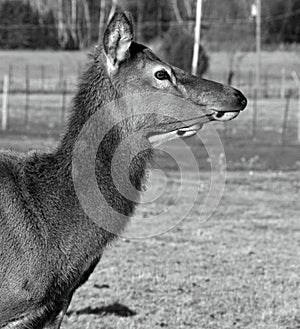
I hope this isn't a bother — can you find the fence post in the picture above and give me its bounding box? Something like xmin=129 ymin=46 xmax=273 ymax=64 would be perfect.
xmin=236 ymin=69 xmax=241 ymax=89
xmin=223 ymin=71 xmax=227 ymax=84
xmin=292 ymin=71 xmax=300 ymax=144
xmin=59 ymin=62 xmax=64 ymax=89
xmin=8 ymin=64 xmax=13 ymax=88
xmin=280 ymin=68 xmax=286 ymax=99
xmin=61 ymin=80 xmax=67 ymax=125
xmin=248 ymin=70 xmax=253 ymax=97
xmin=25 ymin=65 xmax=30 ymax=126
xmin=77 ymin=62 xmax=82 ymax=79
xmin=41 ymin=64 xmax=45 ymax=91
xmin=264 ymin=70 xmax=269 ymax=98
xmin=252 ymin=88 xmax=258 ymax=140
xmin=2 ymin=75 xmax=9 ymax=131
xmin=298 ymin=86 xmax=300 ymax=144
xmin=281 ymin=90 xmax=291 ymax=145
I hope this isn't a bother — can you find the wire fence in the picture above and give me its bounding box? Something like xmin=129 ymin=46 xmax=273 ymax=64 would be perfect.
xmin=1 ymin=60 xmax=299 ymax=96
xmin=1 ymin=65 xmax=300 ymax=145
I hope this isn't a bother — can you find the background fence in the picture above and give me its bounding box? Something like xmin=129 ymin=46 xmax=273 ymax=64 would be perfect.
xmin=1 ymin=60 xmax=300 ymax=145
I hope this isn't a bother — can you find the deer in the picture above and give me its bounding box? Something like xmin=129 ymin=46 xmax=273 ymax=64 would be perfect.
xmin=0 ymin=11 xmax=247 ymax=329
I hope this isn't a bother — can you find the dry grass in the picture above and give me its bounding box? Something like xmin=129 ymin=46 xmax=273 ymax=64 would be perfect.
xmin=60 ymin=171 xmax=300 ymax=329
xmin=0 ymin=50 xmax=85 ymax=82
xmin=0 ymin=124 xmax=299 ymax=329
xmin=0 ymin=49 xmax=299 ymax=145
xmin=208 ymin=50 xmax=300 ymax=88
xmin=0 ymin=94 xmax=299 ymax=145
xmin=0 ymin=49 xmax=299 ymax=80
xmin=0 ymin=49 xmax=299 ymax=146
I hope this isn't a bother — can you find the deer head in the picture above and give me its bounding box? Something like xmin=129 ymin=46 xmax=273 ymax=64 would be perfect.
xmin=99 ymin=11 xmax=247 ymax=146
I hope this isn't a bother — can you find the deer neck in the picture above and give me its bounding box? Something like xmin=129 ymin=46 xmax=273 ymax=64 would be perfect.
xmin=50 ymin=61 xmax=153 ymax=217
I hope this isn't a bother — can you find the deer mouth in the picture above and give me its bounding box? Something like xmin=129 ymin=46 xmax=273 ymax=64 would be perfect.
xmin=176 ymin=110 xmax=240 ymax=137
xmin=177 ymin=123 xmax=203 ymax=138
xmin=147 ymin=123 xmax=204 ymax=146
xmin=148 ymin=110 xmax=240 ymax=146
xmin=210 ymin=110 xmax=240 ymax=122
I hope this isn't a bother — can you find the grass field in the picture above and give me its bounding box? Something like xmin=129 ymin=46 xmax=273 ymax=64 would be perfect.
xmin=59 ymin=170 xmax=300 ymax=329
xmin=0 ymin=49 xmax=299 ymax=99
xmin=0 ymin=135 xmax=299 ymax=328
xmin=2 ymin=95 xmax=299 ymax=141
xmin=0 ymin=49 xmax=299 ymax=83
xmin=1 ymin=92 xmax=300 ymax=171
xmin=1 ymin=48 xmax=300 ymax=148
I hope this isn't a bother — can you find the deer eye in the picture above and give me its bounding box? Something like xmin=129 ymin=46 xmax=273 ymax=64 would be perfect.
xmin=155 ymin=70 xmax=170 ymax=81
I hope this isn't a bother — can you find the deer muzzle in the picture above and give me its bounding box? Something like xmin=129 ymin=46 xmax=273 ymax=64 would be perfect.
xmin=175 ymin=78 xmax=247 ymax=137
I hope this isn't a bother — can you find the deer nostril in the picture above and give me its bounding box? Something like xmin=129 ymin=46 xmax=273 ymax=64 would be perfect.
xmin=241 ymin=98 xmax=247 ymax=106
xmin=234 ymin=90 xmax=247 ymax=110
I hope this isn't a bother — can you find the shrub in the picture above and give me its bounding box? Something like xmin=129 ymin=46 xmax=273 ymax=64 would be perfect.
xmin=0 ymin=0 xmax=58 ymax=49
xmin=161 ymin=27 xmax=209 ymax=76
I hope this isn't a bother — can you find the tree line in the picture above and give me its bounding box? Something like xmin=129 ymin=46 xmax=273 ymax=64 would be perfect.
xmin=0 ymin=0 xmax=299 ymax=50
xmin=0 ymin=0 xmax=173 ymax=49
xmin=0 ymin=0 xmax=299 ymax=79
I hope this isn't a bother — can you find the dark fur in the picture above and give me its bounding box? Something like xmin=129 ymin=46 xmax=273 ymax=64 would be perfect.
xmin=0 ymin=11 xmax=247 ymax=329
xmin=0 ymin=52 xmax=138 ymax=329
xmin=0 ymin=22 xmax=152 ymax=329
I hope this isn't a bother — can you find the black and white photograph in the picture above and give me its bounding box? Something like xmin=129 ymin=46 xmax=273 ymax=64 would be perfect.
xmin=0 ymin=0 xmax=299 ymax=328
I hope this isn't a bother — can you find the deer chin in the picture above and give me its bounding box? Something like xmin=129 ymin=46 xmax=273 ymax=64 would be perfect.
xmin=147 ymin=110 xmax=240 ymax=147
xmin=148 ymin=123 xmax=203 ymax=147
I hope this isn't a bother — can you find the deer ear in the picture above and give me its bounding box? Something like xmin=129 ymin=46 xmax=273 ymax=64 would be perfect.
xmin=103 ymin=11 xmax=134 ymax=73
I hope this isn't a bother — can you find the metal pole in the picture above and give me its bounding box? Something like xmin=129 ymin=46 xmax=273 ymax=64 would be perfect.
xmin=98 ymin=0 xmax=106 ymax=42
xmin=298 ymin=86 xmax=300 ymax=144
xmin=255 ymin=0 xmax=261 ymax=96
xmin=192 ymin=0 xmax=203 ymax=76
xmin=108 ymin=0 xmax=118 ymax=22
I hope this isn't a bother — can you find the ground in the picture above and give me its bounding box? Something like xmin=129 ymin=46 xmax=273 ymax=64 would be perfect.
xmin=0 ymin=135 xmax=299 ymax=329
xmin=61 ymin=171 xmax=300 ymax=329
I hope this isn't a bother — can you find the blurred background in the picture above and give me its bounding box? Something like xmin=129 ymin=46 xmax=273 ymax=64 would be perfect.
xmin=0 ymin=0 xmax=299 ymax=170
